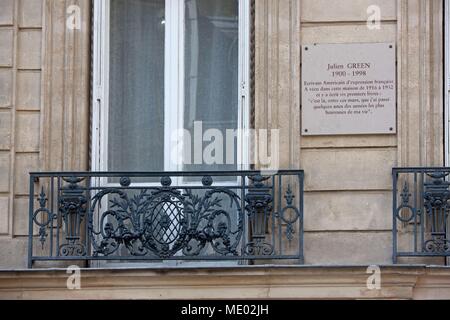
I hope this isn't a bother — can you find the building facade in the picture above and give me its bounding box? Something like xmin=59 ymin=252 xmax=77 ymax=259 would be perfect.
xmin=0 ymin=0 xmax=450 ymax=299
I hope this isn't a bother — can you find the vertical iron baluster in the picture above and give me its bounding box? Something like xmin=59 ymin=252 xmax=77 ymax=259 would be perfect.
xmin=271 ymin=175 xmax=275 ymax=253
xmin=27 ymin=174 xmax=35 ymax=268
xmin=278 ymin=174 xmax=282 ymax=256
xmin=56 ymin=176 xmax=61 ymax=256
xmin=420 ymin=172 xmax=425 ymax=252
xmin=50 ymin=177 xmax=54 ymax=257
xmin=392 ymin=170 xmax=398 ymax=264
xmin=86 ymin=176 xmax=91 ymax=262
xmin=413 ymin=172 xmax=418 ymax=253
xmin=299 ymin=173 xmax=304 ymax=264
xmin=240 ymin=174 xmax=246 ymax=261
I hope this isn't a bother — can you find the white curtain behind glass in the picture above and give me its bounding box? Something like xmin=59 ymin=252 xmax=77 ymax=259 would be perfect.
xmin=109 ymin=0 xmax=165 ymax=172
xmin=107 ymin=0 xmax=239 ymax=174
xmin=184 ymin=0 xmax=239 ymax=172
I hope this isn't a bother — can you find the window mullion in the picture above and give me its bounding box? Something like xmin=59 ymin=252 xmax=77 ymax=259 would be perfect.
xmin=92 ymin=0 xmax=110 ymax=178
xmin=164 ymin=0 xmax=185 ymax=175
xmin=238 ymin=0 xmax=251 ymax=171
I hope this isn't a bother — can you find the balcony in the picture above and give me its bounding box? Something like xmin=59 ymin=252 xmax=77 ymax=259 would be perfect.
xmin=28 ymin=170 xmax=304 ymax=268
xmin=393 ymin=167 xmax=450 ymax=263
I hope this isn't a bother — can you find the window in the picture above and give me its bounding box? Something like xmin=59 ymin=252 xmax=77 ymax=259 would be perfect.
xmin=91 ymin=0 xmax=250 ymax=175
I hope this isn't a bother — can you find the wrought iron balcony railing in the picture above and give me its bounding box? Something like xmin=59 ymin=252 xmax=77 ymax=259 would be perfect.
xmin=393 ymin=167 xmax=450 ymax=263
xmin=28 ymin=170 xmax=304 ymax=268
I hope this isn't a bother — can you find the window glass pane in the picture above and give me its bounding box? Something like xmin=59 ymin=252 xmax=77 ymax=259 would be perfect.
xmin=108 ymin=0 xmax=165 ymax=173
xmin=184 ymin=0 xmax=239 ymax=172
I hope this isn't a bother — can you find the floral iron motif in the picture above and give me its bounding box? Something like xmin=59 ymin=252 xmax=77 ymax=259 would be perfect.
xmin=422 ymin=173 xmax=450 ymax=253
xmin=28 ymin=171 xmax=304 ymax=267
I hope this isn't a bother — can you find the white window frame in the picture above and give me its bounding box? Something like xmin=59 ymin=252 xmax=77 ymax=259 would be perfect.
xmin=91 ymin=0 xmax=250 ymax=177
xmin=445 ymin=0 xmax=450 ymax=167
xmin=445 ymin=0 xmax=450 ymax=266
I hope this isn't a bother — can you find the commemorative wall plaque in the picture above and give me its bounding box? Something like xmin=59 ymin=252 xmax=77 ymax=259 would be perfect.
xmin=301 ymin=43 xmax=396 ymax=135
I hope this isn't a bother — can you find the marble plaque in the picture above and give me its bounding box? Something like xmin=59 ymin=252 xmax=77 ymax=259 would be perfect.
xmin=302 ymin=43 xmax=396 ymax=135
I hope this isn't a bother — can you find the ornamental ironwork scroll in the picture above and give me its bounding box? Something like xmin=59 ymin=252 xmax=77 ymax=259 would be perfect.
xmin=28 ymin=171 xmax=304 ymax=267
xmin=393 ymin=168 xmax=450 ymax=263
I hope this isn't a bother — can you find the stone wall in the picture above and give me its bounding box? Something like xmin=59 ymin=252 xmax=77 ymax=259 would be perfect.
xmin=0 ymin=0 xmax=90 ymax=269
xmin=0 ymin=0 xmax=44 ymax=268
xmin=0 ymin=0 xmax=445 ymax=269
xmin=255 ymin=0 xmax=444 ymax=265
xmin=300 ymin=0 xmax=398 ymax=265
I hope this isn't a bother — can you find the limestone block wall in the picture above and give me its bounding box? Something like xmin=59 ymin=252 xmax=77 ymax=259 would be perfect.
xmin=0 ymin=0 xmax=43 ymax=268
xmin=255 ymin=0 xmax=444 ymax=265
xmin=300 ymin=0 xmax=398 ymax=265
xmin=0 ymin=0 xmax=90 ymax=269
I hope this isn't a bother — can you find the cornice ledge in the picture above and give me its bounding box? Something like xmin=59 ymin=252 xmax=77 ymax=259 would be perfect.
xmin=1 ymin=265 xmax=449 ymax=299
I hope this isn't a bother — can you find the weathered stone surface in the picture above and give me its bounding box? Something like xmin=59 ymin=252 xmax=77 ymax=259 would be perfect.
xmin=301 ymin=148 xmax=397 ymax=191
xmin=0 ymin=29 xmax=13 ymax=67
xmin=255 ymin=0 xmax=301 ymax=170
xmin=14 ymin=153 xmax=38 ymax=195
xmin=301 ymin=23 xmax=396 ymax=44
xmin=0 ymin=237 xmax=28 ymax=269
xmin=301 ymin=135 xmax=397 ymax=149
xmin=0 ymin=197 xmax=9 ymax=235
xmin=19 ymin=0 xmax=43 ymax=28
xmin=0 ymin=69 xmax=12 ymax=108
xmin=397 ymin=0 xmax=444 ymax=167
xmin=17 ymin=30 xmax=41 ymax=70
xmin=0 ymin=110 xmax=11 ymax=150
xmin=17 ymin=71 xmax=41 ymax=110
xmin=13 ymin=197 xmax=39 ymax=236
xmin=0 ymin=0 xmax=14 ymax=26
xmin=0 ymin=152 xmax=10 ymax=193
xmin=16 ymin=112 xmax=40 ymax=152
xmin=304 ymin=191 xmax=392 ymax=231
xmin=304 ymin=231 xmax=392 ymax=265
xmin=40 ymin=0 xmax=90 ymax=173
xmin=301 ymin=0 xmax=396 ymax=22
